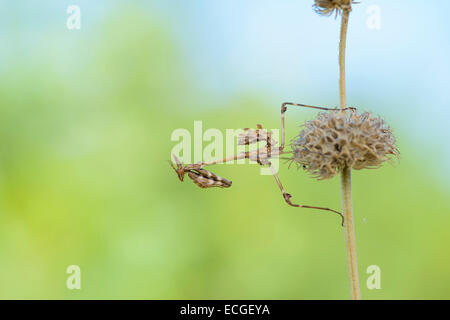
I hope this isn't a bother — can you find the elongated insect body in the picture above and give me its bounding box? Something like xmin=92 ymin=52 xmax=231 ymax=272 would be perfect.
xmin=187 ymin=169 xmax=232 ymax=189
xmin=169 ymin=104 xmax=358 ymax=226
xmin=171 ymin=154 xmax=232 ymax=189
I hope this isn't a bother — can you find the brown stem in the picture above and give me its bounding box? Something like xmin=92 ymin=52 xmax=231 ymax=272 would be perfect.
xmin=339 ymin=8 xmax=361 ymax=300
xmin=339 ymin=9 xmax=349 ymax=108
xmin=341 ymin=166 xmax=360 ymax=300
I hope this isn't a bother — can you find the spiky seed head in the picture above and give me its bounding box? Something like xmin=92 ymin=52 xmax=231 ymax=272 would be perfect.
xmin=313 ymin=0 xmax=356 ymax=16
xmin=291 ymin=110 xmax=399 ymax=180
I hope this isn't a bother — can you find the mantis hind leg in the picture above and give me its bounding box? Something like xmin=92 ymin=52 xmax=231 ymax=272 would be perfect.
xmin=268 ymin=161 xmax=344 ymax=226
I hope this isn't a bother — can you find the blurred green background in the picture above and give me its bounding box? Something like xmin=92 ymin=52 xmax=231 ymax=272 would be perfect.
xmin=0 ymin=1 xmax=449 ymax=299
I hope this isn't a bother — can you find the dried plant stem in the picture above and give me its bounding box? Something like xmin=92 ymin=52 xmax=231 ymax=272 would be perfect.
xmin=339 ymin=9 xmax=349 ymax=108
xmin=339 ymin=8 xmax=361 ymax=300
xmin=341 ymin=166 xmax=360 ymax=299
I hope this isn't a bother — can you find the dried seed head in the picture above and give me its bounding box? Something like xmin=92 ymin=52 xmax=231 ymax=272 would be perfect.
xmin=313 ymin=0 xmax=356 ymax=16
xmin=291 ymin=110 xmax=399 ymax=180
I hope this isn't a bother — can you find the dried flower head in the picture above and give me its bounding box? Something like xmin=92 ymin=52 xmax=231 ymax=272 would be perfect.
xmin=291 ymin=110 xmax=398 ymax=180
xmin=313 ymin=0 xmax=356 ymax=16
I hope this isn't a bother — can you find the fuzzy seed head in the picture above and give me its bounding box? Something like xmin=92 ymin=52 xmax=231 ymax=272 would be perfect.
xmin=291 ymin=110 xmax=399 ymax=180
xmin=313 ymin=0 xmax=356 ymax=16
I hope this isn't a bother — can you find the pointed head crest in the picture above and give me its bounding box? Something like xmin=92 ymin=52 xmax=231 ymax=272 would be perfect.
xmin=170 ymin=154 xmax=185 ymax=181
